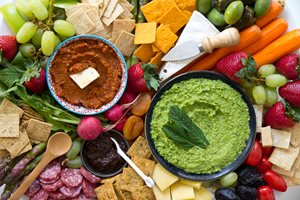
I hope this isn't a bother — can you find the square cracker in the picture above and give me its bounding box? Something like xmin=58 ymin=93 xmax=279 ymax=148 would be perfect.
xmin=127 ymin=136 xmax=151 ymax=158
xmin=94 ymin=183 xmax=118 ymax=200
xmin=112 ymin=19 xmax=135 ymax=42
xmin=18 ymin=142 xmax=32 ymax=156
xmin=0 ymin=98 xmax=24 ymax=118
xmin=272 ymin=159 xmax=300 ymax=177
xmin=26 ymin=119 xmax=52 ymax=142
xmin=286 ymin=123 xmax=300 ymax=147
xmin=65 ymin=4 xmax=98 ymax=18
xmin=81 ymin=0 xmax=104 ymax=7
xmin=67 ymin=8 xmax=96 ymax=35
xmin=154 ymin=24 xmax=178 ymax=53
xmin=0 ymin=149 xmax=9 ymax=158
xmin=103 ymin=0 xmax=118 ymax=18
xmin=101 ymin=176 xmax=117 ymax=185
xmin=0 ymin=143 xmax=5 ymax=150
xmin=0 ymin=114 xmax=19 ymax=137
xmin=119 ymin=0 xmax=134 ymax=12
xmin=120 ymin=168 xmax=144 ymax=192
xmin=118 ymin=6 xmax=134 ymax=19
xmin=132 ymin=156 xmax=155 ymax=176
xmin=140 ymin=0 xmax=177 ymax=22
xmin=86 ymin=8 xmax=104 ymax=34
xmin=113 ymin=183 xmax=126 ymax=200
xmin=269 ymin=146 xmax=300 ymax=171
xmin=0 ymin=130 xmax=30 ymax=158
xmin=159 ymin=6 xmax=189 ymax=33
xmin=114 ymin=31 xmax=135 ymax=57
xmin=99 ymin=0 xmax=110 ymax=17
xmin=122 ymin=191 xmax=133 ymax=200
xmin=131 ymin=185 xmax=156 ymax=200
xmin=102 ymin=4 xmax=124 ymax=26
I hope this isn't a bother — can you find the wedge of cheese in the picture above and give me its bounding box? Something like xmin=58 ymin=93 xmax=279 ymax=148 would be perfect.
xmin=153 ymin=185 xmax=171 ymax=200
xmin=152 ymin=164 xmax=179 ymax=191
xmin=70 ymin=67 xmax=100 ymax=89
xmin=180 ymin=179 xmax=202 ymax=189
xmin=171 ymin=181 xmax=195 ymax=200
xmin=195 ymin=187 xmax=213 ymax=200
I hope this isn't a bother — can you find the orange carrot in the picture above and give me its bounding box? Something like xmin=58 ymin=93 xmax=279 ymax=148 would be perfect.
xmin=186 ymin=25 xmax=262 ymax=72
xmin=243 ymin=18 xmax=288 ymax=54
xmin=253 ymin=29 xmax=300 ymax=67
xmin=256 ymin=1 xmax=284 ymax=28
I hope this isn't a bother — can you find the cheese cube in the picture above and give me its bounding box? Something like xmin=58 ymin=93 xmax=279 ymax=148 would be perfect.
xmin=153 ymin=185 xmax=171 ymax=200
xmin=261 ymin=126 xmax=272 ymax=147
xmin=180 ymin=179 xmax=202 ymax=189
xmin=271 ymin=129 xmax=291 ymax=149
xmin=171 ymin=181 xmax=195 ymax=200
xmin=195 ymin=187 xmax=213 ymax=200
xmin=253 ymin=105 xmax=263 ymax=132
xmin=153 ymin=164 xmax=179 ymax=191
xmin=70 ymin=67 xmax=100 ymax=89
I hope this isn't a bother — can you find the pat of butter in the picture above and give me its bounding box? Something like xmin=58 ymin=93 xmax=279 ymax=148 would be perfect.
xmin=70 ymin=67 xmax=100 ymax=89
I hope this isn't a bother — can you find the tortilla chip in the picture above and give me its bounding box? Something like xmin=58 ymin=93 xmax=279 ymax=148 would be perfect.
xmin=182 ymin=10 xmax=192 ymax=19
xmin=18 ymin=142 xmax=32 ymax=156
xmin=134 ymin=22 xmax=157 ymax=44
xmin=113 ymin=183 xmax=126 ymax=200
xmin=159 ymin=6 xmax=189 ymax=33
xmin=0 ymin=98 xmax=24 ymax=118
xmin=141 ymin=0 xmax=177 ymax=22
xmin=131 ymin=185 xmax=156 ymax=200
xmin=127 ymin=136 xmax=151 ymax=158
xmin=0 ymin=130 xmax=30 ymax=158
xmin=114 ymin=31 xmax=135 ymax=57
xmin=26 ymin=119 xmax=52 ymax=142
xmin=81 ymin=0 xmax=104 ymax=7
xmin=174 ymin=0 xmax=196 ymax=12
xmin=118 ymin=5 xmax=134 ymax=19
xmin=272 ymin=158 xmax=300 ymax=177
xmin=154 ymin=24 xmax=178 ymax=53
xmin=103 ymin=0 xmax=118 ymax=18
xmin=95 ymin=183 xmax=118 ymax=200
xmin=67 ymin=8 xmax=96 ymax=35
xmin=149 ymin=52 xmax=165 ymax=69
xmin=120 ymin=168 xmax=144 ymax=192
xmin=0 ymin=149 xmax=9 ymax=158
xmin=119 ymin=0 xmax=134 ymax=12
xmin=111 ymin=19 xmax=135 ymax=42
xmin=134 ymin=44 xmax=156 ymax=63
xmin=0 ymin=114 xmax=19 ymax=138
xmin=102 ymin=4 xmax=124 ymax=26
xmin=122 ymin=191 xmax=133 ymax=200
xmin=99 ymin=0 xmax=110 ymax=17
xmin=132 ymin=156 xmax=156 ymax=176
xmin=101 ymin=176 xmax=117 ymax=184
xmin=86 ymin=8 xmax=105 ymax=35
xmin=286 ymin=123 xmax=300 ymax=147
xmin=269 ymin=146 xmax=300 ymax=171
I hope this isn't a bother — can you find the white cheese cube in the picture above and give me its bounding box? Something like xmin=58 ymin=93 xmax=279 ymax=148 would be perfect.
xmin=152 ymin=164 xmax=179 ymax=191
xmin=261 ymin=126 xmax=272 ymax=147
xmin=153 ymin=185 xmax=171 ymax=200
xmin=171 ymin=181 xmax=195 ymax=200
xmin=195 ymin=187 xmax=213 ymax=200
xmin=180 ymin=179 xmax=202 ymax=189
xmin=253 ymin=105 xmax=263 ymax=132
xmin=286 ymin=123 xmax=300 ymax=147
xmin=70 ymin=67 xmax=100 ymax=89
xmin=271 ymin=129 xmax=291 ymax=149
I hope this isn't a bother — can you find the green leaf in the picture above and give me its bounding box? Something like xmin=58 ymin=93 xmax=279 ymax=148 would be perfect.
xmin=142 ymin=63 xmax=160 ymax=91
xmin=0 ymin=68 xmax=21 ymax=88
xmin=162 ymin=124 xmax=194 ymax=148
xmin=20 ymin=62 xmax=40 ymax=84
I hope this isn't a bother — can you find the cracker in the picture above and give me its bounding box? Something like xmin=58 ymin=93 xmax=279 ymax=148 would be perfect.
xmin=101 ymin=176 xmax=116 ymax=184
xmin=272 ymin=159 xmax=300 ymax=177
xmin=154 ymin=24 xmax=178 ymax=53
xmin=94 ymin=183 xmax=118 ymax=200
xmin=118 ymin=5 xmax=134 ymax=19
xmin=115 ymin=174 xmax=122 ymax=186
xmin=134 ymin=44 xmax=156 ymax=63
xmin=67 ymin=8 xmax=96 ymax=35
xmin=65 ymin=4 xmax=97 ymax=18
xmin=134 ymin=22 xmax=157 ymax=44
xmin=132 ymin=156 xmax=156 ymax=176
xmin=260 ymin=126 xmax=272 ymax=147
xmin=131 ymin=185 xmax=156 ymax=200
xmin=113 ymin=183 xmax=126 ymax=200
xmin=0 ymin=149 xmax=9 ymax=158
xmin=18 ymin=142 xmax=32 ymax=156
xmin=103 ymin=0 xmax=118 ymax=18
xmin=99 ymin=0 xmax=110 ymax=17
xmin=26 ymin=119 xmax=52 ymax=142
xmin=0 ymin=143 xmax=5 ymax=150
xmin=271 ymin=129 xmax=291 ymax=149
xmin=0 ymin=114 xmax=19 ymax=138
xmin=119 ymin=0 xmax=134 ymax=12
xmin=282 ymin=175 xmax=296 ymax=186
xmin=112 ymin=19 xmax=135 ymax=42
xmin=102 ymin=4 xmax=124 ymax=26
xmin=159 ymin=6 xmax=189 ymax=33
xmin=114 ymin=31 xmax=135 ymax=57
xmin=140 ymin=0 xmax=177 ymax=22
xmin=0 ymin=98 xmax=24 ymax=118
xmin=81 ymin=0 xmax=104 ymax=7
xmin=120 ymin=168 xmax=144 ymax=192
xmin=269 ymin=146 xmax=300 ymax=171
xmin=286 ymin=123 xmax=300 ymax=147
xmin=122 ymin=191 xmax=133 ymax=200
xmin=96 ymin=24 xmax=113 ymax=39
xmin=86 ymin=8 xmax=104 ymax=34
xmin=127 ymin=136 xmax=151 ymax=158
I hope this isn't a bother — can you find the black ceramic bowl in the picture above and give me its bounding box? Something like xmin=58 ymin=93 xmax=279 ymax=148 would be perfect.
xmin=80 ymin=130 xmax=129 ymax=178
xmin=145 ymin=71 xmax=256 ymax=181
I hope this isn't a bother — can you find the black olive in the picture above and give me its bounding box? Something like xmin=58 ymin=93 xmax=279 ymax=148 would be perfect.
xmin=215 ymin=188 xmax=241 ymax=200
xmin=241 ymin=0 xmax=256 ymax=6
xmin=235 ymin=185 xmax=257 ymax=200
xmin=236 ymin=166 xmax=264 ymax=188
xmin=233 ymin=6 xmax=256 ymax=30
xmin=215 ymin=0 xmax=235 ymax=11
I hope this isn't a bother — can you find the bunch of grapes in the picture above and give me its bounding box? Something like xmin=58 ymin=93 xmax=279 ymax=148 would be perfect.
xmin=15 ymin=0 xmax=76 ymax=57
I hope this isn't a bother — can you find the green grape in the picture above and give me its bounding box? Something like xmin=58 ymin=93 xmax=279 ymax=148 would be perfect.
xmin=19 ymin=43 xmax=36 ymax=58
xmin=16 ymin=0 xmax=34 ymax=19
xmin=265 ymin=74 xmax=287 ymax=88
xmin=0 ymin=3 xmax=26 ymax=34
xmin=40 ymin=0 xmax=49 ymax=8
xmin=16 ymin=22 xmax=37 ymax=44
xmin=220 ymin=172 xmax=238 ymax=187
xmin=28 ymin=0 xmax=48 ymax=20
xmin=54 ymin=20 xmax=76 ymax=37
xmin=252 ymin=85 xmax=267 ymax=105
xmin=54 ymin=35 xmax=61 ymax=48
xmin=41 ymin=31 xmax=55 ymax=56
xmin=58 ymin=33 xmax=69 ymax=41
xmin=240 ymin=79 xmax=254 ymax=88
xmin=258 ymin=64 xmax=276 ymax=78
xmin=245 ymin=87 xmax=255 ymax=103
xmin=32 ymin=29 xmax=44 ymax=47
xmin=265 ymin=87 xmax=278 ymax=107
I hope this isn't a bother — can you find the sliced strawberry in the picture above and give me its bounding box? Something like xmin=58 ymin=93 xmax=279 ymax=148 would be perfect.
xmin=275 ymin=54 xmax=300 ymax=80
xmin=0 ymin=35 xmax=18 ymax=61
xmin=279 ymin=80 xmax=300 ymax=108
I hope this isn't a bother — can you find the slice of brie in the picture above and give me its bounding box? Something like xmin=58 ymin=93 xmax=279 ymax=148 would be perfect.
xmin=70 ymin=67 xmax=100 ymax=89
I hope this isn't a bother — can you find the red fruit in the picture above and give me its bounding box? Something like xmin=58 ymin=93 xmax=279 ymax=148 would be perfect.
xmin=0 ymin=35 xmax=18 ymax=61
xmin=263 ymin=170 xmax=287 ymax=192
xmin=275 ymin=54 xmax=299 ymax=80
xmin=119 ymin=90 xmax=137 ymax=105
xmin=257 ymin=186 xmax=275 ymax=200
xmin=279 ymin=80 xmax=300 ymax=108
xmin=23 ymin=68 xmax=46 ymax=95
xmin=104 ymin=104 xmax=124 ymax=122
xmin=114 ymin=115 xmax=128 ymax=132
xmin=264 ymin=101 xmax=295 ymax=129
xmin=245 ymin=140 xmax=263 ymax=166
xmin=257 ymin=157 xmax=272 ymax=173
xmin=77 ymin=116 xmax=103 ymax=140
xmin=262 ymin=147 xmax=274 ymax=157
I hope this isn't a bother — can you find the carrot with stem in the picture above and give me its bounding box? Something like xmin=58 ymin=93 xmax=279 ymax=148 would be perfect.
xmin=256 ymin=0 xmax=285 ymax=28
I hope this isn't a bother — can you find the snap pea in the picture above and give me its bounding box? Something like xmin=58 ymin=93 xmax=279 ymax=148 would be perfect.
xmin=207 ymin=8 xmax=226 ymax=26
xmin=254 ymin=0 xmax=271 ymax=18
xmin=65 ymin=140 xmax=81 ymax=160
xmin=65 ymin=156 xmax=82 ymax=169
xmin=224 ymin=1 xmax=244 ymax=25
xmin=196 ymin=0 xmax=212 ymax=15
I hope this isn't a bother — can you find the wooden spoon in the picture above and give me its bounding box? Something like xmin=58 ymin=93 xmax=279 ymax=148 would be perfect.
xmin=10 ymin=132 xmax=72 ymax=200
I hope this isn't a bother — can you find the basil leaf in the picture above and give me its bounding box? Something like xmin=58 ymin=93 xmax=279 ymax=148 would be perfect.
xmin=162 ymin=124 xmax=194 ymax=148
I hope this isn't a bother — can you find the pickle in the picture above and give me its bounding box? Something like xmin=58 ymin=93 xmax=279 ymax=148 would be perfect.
xmin=207 ymin=8 xmax=226 ymax=26
xmin=196 ymin=0 xmax=212 ymax=15
xmin=254 ymin=0 xmax=271 ymax=18
xmin=65 ymin=156 xmax=82 ymax=169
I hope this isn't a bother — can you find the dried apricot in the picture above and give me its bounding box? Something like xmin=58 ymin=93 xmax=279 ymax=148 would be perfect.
xmin=131 ymin=92 xmax=151 ymax=116
xmin=123 ymin=115 xmax=144 ymax=140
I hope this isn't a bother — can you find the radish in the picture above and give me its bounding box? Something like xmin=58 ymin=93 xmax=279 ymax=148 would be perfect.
xmin=114 ymin=115 xmax=128 ymax=132
xmin=104 ymin=104 xmax=124 ymax=122
xmin=77 ymin=116 xmax=104 ymax=140
xmin=118 ymin=90 xmax=137 ymax=104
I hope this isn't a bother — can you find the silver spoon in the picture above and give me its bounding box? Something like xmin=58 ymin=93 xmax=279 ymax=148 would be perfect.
xmin=110 ymin=137 xmax=155 ymax=188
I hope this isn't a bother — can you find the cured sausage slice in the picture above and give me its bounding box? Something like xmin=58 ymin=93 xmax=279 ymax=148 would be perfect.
xmin=40 ymin=179 xmax=63 ymax=192
xmin=61 ymin=168 xmax=83 ymax=187
xmin=82 ymin=179 xmax=96 ymax=198
xmin=80 ymin=167 xmax=101 ymax=184
xmin=31 ymin=189 xmax=49 ymax=200
xmin=39 ymin=161 xmax=61 ymax=181
xmin=48 ymin=191 xmax=67 ymax=200
xmin=59 ymin=185 xmax=82 ymax=198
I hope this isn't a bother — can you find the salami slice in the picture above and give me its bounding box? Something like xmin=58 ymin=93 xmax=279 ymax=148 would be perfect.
xmin=74 ymin=194 xmax=94 ymax=200
xmin=48 ymin=191 xmax=67 ymax=200
xmin=40 ymin=179 xmax=63 ymax=192
xmin=31 ymin=189 xmax=49 ymax=200
xmin=59 ymin=185 xmax=82 ymax=198
xmin=61 ymin=168 xmax=83 ymax=187
xmin=38 ymin=175 xmax=60 ymax=184
xmin=26 ymin=180 xmax=41 ymax=197
xmin=82 ymin=179 xmax=96 ymax=198
xmin=80 ymin=167 xmax=101 ymax=184
xmin=39 ymin=161 xmax=61 ymax=181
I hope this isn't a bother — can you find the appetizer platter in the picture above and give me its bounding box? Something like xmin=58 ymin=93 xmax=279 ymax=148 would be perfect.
xmin=0 ymin=0 xmax=300 ymax=200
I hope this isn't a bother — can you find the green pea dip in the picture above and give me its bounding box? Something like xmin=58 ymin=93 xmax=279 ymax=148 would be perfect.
xmin=150 ymin=78 xmax=250 ymax=174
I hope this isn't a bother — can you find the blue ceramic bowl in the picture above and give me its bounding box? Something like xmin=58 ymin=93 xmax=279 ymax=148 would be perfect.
xmin=46 ymin=35 xmax=128 ymax=115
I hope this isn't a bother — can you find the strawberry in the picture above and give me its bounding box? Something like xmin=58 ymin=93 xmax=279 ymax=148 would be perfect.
xmin=0 ymin=35 xmax=18 ymax=61
xmin=127 ymin=63 xmax=159 ymax=93
xmin=279 ymin=80 xmax=300 ymax=108
xmin=119 ymin=90 xmax=137 ymax=105
xmin=23 ymin=68 xmax=46 ymax=95
xmin=275 ymin=54 xmax=300 ymax=80
xmin=216 ymin=52 xmax=257 ymax=82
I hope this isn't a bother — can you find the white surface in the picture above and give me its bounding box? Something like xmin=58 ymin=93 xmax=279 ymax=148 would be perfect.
xmin=1 ymin=0 xmax=300 ymax=199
